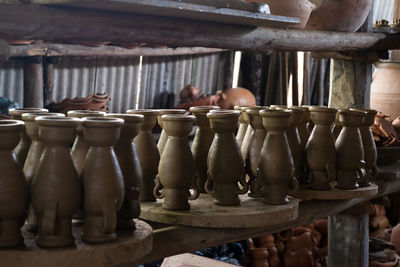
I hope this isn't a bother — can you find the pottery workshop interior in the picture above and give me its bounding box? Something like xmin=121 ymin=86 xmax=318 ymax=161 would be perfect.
xmin=3 ymin=0 xmax=400 ymax=267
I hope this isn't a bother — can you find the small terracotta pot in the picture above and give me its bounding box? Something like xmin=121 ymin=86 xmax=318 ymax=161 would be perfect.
xmin=248 ymin=247 xmax=270 ymax=267
xmin=284 ymin=248 xmax=315 ymax=267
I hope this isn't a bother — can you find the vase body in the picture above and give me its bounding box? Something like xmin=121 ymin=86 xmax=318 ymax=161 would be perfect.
xmin=351 ymin=108 xmax=378 ymax=187
xmin=306 ymin=107 xmax=337 ymax=190
xmin=234 ymin=105 xmax=249 ymax=148
xmin=9 ymin=108 xmax=48 ymax=166
xmin=127 ymin=109 xmax=160 ymax=202
xmin=335 ymin=110 xmax=367 ymax=189
xmin=297 ymin=106 xmax=311 ymax=149
xmin=245 ymin=107 xmax=268 ymax=198
xmin=190 ymin=106 xmax=220 ymax=193
xmin=307 ymin=0 xmax=373 ymax=32
xmin=0 ymin=120 xmax=28 ymax=247
xmin=371 ymin=62 xmax=400 ymax=118
xmin=68 ymin=110 xmax=106 ymax=175
xmin=106 ymin=114 xmax=144 ymax=229
xmin=157 ymin=109 xmax=186 ymax=156
xmin=206 ymin=110 xmax=248 ymax=205
xmin=155 ymin=114 xmax=199 ymax=210
xmin=241 ymin=106 xmax=254 ymax=161
xmin=32 ymin=116 xmax=81 ymax=247
xmin=258 ymin=110 xmax=298 ymax=205
xmin=22 ymin=112 xmax=65 ymax=233
xmin=81 ymin=117 xmax=124 ymax=243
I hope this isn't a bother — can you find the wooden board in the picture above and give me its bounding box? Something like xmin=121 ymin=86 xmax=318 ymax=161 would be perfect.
xmin=289 ymin=184 xmax=378 ymax=200
xmin=0 ymin=220 xmax=153 ymax=267
xmin=378 ymin=162 xmax=400 ymax=180
xmin=31 ymin=0 xmax=300 ymax=28
xmin=140 ymin=194 xmax=298 ymax=228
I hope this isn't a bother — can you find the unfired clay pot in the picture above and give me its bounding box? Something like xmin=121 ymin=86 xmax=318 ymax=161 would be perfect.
xmin=235 ymin=105 xmax=249 ymax=148
xmin=258 ymin=109 xmax=298 ymax=205
xmin=81 ymin=117 xmax=124 ymax=243
xmin=245 ymin=106 xmax=268 ymax=198
xmin=126 ymin=109 xmax=160 ymax=202
xmin=22 ymin=112 xmax=65 ymax=233
xmin=32 ymin=116 xmax=81 ymax=247
xmin=335 ymin=109 xmax=367 ymax=189
xmin=0 ymin=120 xmax=28 ymax=247
xmin=306 ymin=106 xmax=337 ymax=190
xmin=190 ymin=106 xmax=220 ymax=193
xmin=241 ymin=106 xmax=254 ymax=160
xmin=306 ymin=0 xmax=373 ymax=32
xmin=350 ymin=108 xmax=378 ymax=187
xmin=157 ymin=109 xmax=186 ymax=156
xmin=9 ymin=108 xmax=48 ymax=166
xmin=296 ymin=106 xmax=311 ymax=149
xmin=206 ymin=110 xmax=248 ymax=205
xmin=105 ymin=113 xmax=144 ymax=230
xmin=68 ymin=110 xmax=106 ymax=175
xmin=154 ymin=114 xmax=200 ymax=210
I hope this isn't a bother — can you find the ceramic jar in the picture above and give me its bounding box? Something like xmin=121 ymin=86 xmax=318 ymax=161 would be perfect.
xmin=9 ymin=108 xmax=48 ymax=166
xmin=245 ymin=106 xmax=268 ymax=198
xmin=68 ymin=110 xmax=106 ymax=175
xmin=127 ymin=109 xmax=160 ymax=202
xmin=22 ymin=112 xmax=65 ymax=233
xmin=0 ymin=120 xmax=28 ymax=247
xmin=190 ymin=106 xmax=220 ymax=193
xmin=32 ymin=116 xmax=81 ymax=247
xmin=206 ymin=110 xmax=248 ymax=205
xmin=306 ymin=107 xmax=337 ymax=190
xmin=350 ymin=108 xmax=378 ymax=187
xmin=335 ymin=110 xmax=367 ymax=189
xmin=234 ymin=105 xmax=249 ymax=148
xmin=258 ymin=109 xmax=298 ymax=205
xmin=154 ymin=114 xmax=200 ymax=210
xmin=296 ymin=106 xmax=311 ymax=149
xmin=81 ymin=117 xmax=124 ymax=243
xmin=241 ymin=107 xmax=254 ymax=160
xmin=105 ymin=114 xmax=144 ymax=229
xmin=157 ymin=109 xmax=186 ymax=156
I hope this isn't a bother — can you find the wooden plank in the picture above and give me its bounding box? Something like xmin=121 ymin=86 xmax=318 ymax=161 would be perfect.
xmin=8 ymin=44 xmax=226 ymax=58
xmin=290 ymin=184 xmax=378 ymax=200
xmin=23 ymin=57 xmax=44 ymax=108
xmin=0 ymin=4 xmax=399 ymax=53
xmin=132 ymin=178 xmax=400 ymax=265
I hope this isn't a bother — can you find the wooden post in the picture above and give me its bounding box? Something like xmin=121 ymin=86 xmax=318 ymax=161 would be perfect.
xmin=43 ymin=57 xmax=60 ymax=107
xmin=328 ymin=202 xmax=370 ymax=267
xmin=23 ymin=56 xmax=44 ymax=108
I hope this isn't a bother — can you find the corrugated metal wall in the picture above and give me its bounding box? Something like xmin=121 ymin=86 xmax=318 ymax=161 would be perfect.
xmin=0 ymin=52 xmax=229 ymax=112
xmin=373 ymin=0 xmax=394 ymax=23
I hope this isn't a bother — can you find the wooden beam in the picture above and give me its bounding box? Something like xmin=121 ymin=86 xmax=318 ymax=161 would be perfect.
xmin=8 ymin=44 xmax=226 ymax=58
xmin=0 ymin=4 xmax=399 ymax=53
xmin=23 ymin=56 xmax=44 ymax=108
xmin=132 ymin=178 xmax=400 ymax=265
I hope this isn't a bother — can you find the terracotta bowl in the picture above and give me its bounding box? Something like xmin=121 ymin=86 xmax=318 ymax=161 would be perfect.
xmin=377 ymin=147 xmax=400 ymax=166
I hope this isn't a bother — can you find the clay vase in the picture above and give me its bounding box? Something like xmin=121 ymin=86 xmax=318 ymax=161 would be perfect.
xmin=258 ymin=110 xmax=298 ymax=205
xmin=245 ymin=106 xmax=268 ymax=198
xmin=32 ymin=116 xmax=81 ymax=247
xmin=68 ymin=110 xmax=106 ymax=175
xmin=335 ymin=109 xmax=367 ymax=189
xmin=81 ymin=117 xmax=124 ymax=243
xmin=234 ymin=105 xmax=249 ymax=148
xmin=105 ymin=114 xmax=144 ymax=230
xmin=241 ymin=106 xmax=254 ymax=160
xmin=9 ymin=108 xmax=48 ymax=166
xmin=157 ymin=109 xmax=186 ymax=156
xmin=22 ymin=112 xmax=65 ymax=233
xmin=126 ymin=109 xmax=160 ymax=202
xmin=332 ymin=112 xmax=342 ymax=141
xmin=0 ymin=120 xmax=28 ymax=247
xmin=306 ymin=0 xmax=373 ymax=32
xmin=190 ymin=106 xmax=220 ymax=193
xmin=296 ymin=106 xmax=311 ymax=149
xmin=154 ymin=114 xmax=200 ymax=210
xmin=248 ymin=247 xmax=270 ymax=267
xmin=352 ymin=108 xmax=378 ymax=187
xmin=306 ymin=106 xmax=337 ymax=190
xmin=206 ymin=110 xmax=248 ymax=205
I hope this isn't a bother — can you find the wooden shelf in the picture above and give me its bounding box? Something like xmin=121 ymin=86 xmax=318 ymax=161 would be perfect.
xmin=0 ymin=2 xmax=399 ymax=53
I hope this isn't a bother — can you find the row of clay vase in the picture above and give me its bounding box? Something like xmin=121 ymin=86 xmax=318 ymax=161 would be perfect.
xmin=1 ymin=108 xmax=144 ymax=248
xmin=247 ymin=219 xmax=328 ymax=267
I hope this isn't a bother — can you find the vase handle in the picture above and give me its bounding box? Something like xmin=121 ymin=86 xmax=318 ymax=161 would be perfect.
xmin=205 ymin=170 xmax=215 ymax=195
xmin=288 ymin=176 xmax=299 ymax=192
xmin=358 ymin=160 xmax=367 ymax=181
xmin=153 ymin=175 xmax=165 ymax=199
xmin=188 ymin=173 xmax=200 ymax=200
xmin=237 ymin=168 xmax=249 ymax=195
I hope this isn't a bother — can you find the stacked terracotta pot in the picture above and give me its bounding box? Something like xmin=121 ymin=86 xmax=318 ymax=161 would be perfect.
xmin=46 ymin=93 xmax=111 ymax=114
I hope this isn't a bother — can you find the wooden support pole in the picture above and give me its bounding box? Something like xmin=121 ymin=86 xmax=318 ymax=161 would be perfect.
xmin=328 ymin=202 xmax=370 ymax=267
xmin=23 ymin=56 xmax=44 ymax=108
